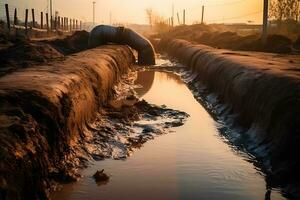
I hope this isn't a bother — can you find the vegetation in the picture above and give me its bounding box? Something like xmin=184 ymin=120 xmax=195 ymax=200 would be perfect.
xmin=145 ymin=8 xmax=170 ymax=34
xmin=269 ymin=0 xmax=300 ymax=22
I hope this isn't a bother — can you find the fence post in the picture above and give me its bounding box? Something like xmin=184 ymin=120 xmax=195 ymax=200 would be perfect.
xmin=177 ymin=12 xmax=181 ymax=25
xmin=76 ymin=20 xmax=78 ymax=30
xmin=46 ymin=13 xmax=49 ymax=32
xmin=54 ymin=16 xmax=57 ymax=31
xmin=50 ymin=16 xmax=53 ymax=31
xmin=80 ymin=21 xmax=82 ymax=30
xmin=32 ymin=9 xmax=35 ymax=28
xmin=262 ymin=0 xmax=269 ymax=43
xmin=183 ymin=9 xmax=186 ymax=25
xmin=73 ymin=19 xmax=75 ymax=30
xmin=5 ymin=4 xmax=10 ymax=30
xmin=14 ymin=8 xmax=18 ymax=27
xmin=57 ymin=16 xmax=60 ymax=30
xmin=66 ymin=18 xmax=68 ymax=31
xmin=69 ymin=18 xmax=71 ymax=32
xmin=61 ymin=17 xmax=65 ymax=31
xmin=201 ymin=6 xmax=205 ymax=24
xmin=25 ymin=9 xmax=29 ymax=34
xmin=41 ymin=12 xmax=43 ymax=29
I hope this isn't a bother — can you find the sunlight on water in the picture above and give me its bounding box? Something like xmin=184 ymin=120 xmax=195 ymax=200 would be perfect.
xmin=53 ymin=70 xmax=286 ymax=200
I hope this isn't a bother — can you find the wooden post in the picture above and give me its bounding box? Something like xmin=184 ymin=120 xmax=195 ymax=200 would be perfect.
xmin=262 ymin=0 xmax=269 ymax=43
xmin=73 ymin=19 xmax=75 ymax=30
xmin=80 ymin=21 xmax=82 ymax=30
xmin=46 ymin=13 xmax=49 ymax=32
xmin=177 ymin=12 xmax=181 ymax=25
xmin=41 ymin=12 xmax=43 ymax=29
xmin=61 ymin=17 xmax=63 ymax=30
xmin=171 ymin=17 xmax=174 ymax=27
xmin=65 ymin=18 xmax=68 ymax=31
xmin=76 ymin=20 xmax=78 ymax=30
xmin=14 ymin=8 xmax=18 ymax=27
xmin=31 ymin=9 xmax=35 ymax=28
xmin=50 ymin=16 xmax=53 ymax=31
xmin=183 ymin=9 xmax=186 ymax=25
xmin=58 ymin=17 xmax=60 ymax=30
xmin=61 ymin=17 xmax=65 ymax=31
xmin=69 ymin=18 xmax=72 ymax=32
xmin=66 ymin=18 xmax=68 ymax=31
xmin=201 ymin=6 xmax=205 ymax=24
xmin=54 ymin=16 xmax=57 ymax=31
xmin=5 ymin=4 xmax=10 ymax=30
xmin=25 ymin=9 xmax=29 ymax=34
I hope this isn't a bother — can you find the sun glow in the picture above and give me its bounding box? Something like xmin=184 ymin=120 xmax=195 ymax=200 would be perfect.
xmin=2 ymin=0 xmax=263 ymax=25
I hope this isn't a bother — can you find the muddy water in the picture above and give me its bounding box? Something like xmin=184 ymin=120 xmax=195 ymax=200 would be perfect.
xmin=53 ymin=70 xmax=287 ymax=200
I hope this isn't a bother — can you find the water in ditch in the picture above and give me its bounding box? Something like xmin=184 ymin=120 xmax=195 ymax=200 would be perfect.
xmin=53 ymin=66 xmax=287 ymax=200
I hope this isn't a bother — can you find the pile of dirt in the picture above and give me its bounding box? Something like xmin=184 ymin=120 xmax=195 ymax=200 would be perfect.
xmin=156 ymin=24 xmax=298 ymax=54
xmin=0 ymin=31 xmax=91 ymax=77
xmin=157 ymin=38 xmax=300 ymax=198
xmin=49 ymin=31 xmax=90 ymax=54
xmin=294 ymin=35 xmax=300 ymax=50
xmin=0 ymin=41 xmax=64 ymax=77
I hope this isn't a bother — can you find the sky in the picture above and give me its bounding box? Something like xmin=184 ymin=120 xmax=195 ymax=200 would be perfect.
xmin=1 ymin=0 xmax=263 ymax=25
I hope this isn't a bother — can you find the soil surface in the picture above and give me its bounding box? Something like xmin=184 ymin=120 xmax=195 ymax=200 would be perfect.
xmin=156 ymin=38 xmax=300 ymax=198
xmin=0 ymin=31 xmax=188 ymax=200
xmin=153 ymin=24 xmax=300 ymax=54
xmin=0 ymin=31 xmax=90 ymax=77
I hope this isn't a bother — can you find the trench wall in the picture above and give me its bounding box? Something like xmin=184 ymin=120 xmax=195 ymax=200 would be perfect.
xmin=0 ymin=45 xmax=134 ymax=199
xmin=158 ymin=38 xmax=300 ymax=184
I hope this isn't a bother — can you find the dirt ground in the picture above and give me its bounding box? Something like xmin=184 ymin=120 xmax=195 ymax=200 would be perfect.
xmin=0 ymin=30 xmax=90 ymax=77
xmin=153 ymin=24 xmax=300 ymax=54
xmin=0 ymin=30 xmax=189 ymax=199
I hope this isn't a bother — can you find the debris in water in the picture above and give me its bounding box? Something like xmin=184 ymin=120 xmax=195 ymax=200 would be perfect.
xmin=93 ymin=169 xmax=110 ymax=183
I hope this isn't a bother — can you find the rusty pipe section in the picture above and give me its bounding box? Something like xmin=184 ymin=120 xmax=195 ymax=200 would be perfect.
xmin=89 ymin=25 xmax=155 ymax=65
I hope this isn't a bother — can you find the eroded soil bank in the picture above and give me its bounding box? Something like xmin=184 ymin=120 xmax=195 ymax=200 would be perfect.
xmin=0 ymin=45 xmax=136 ymax=199
xmin=0 ymin=40 xmax=189 ymax=199
xmin=52 ymin=69 xmax=288 ymax=200
xmin=156 ymin=39 xmax=300 ymax=198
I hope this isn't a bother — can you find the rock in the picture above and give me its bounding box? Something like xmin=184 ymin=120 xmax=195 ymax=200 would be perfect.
xmin=126 ymin=94 xmax=137 ymax=101
xmin=93 ymin=169 xmax=110 ymax=182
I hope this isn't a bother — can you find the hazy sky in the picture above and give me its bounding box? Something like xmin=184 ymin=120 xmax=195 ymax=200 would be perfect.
xmin=2 ymin=0 xmax=263 ymax=24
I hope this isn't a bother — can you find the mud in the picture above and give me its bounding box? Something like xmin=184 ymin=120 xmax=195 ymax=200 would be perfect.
xmin=154 ymin=24 xmax=300 ymax=53
xmin=85 ymin=99 xmax=188 ymax=160
xmin=156 ymin=39 xmax=300 ymax=198
xmin=48 ymin=31 xmax=90 ymax=55
xmin=0 ymin=31 xmax=90 ymax=77
xmin=0 ymin=45 xmax=134 ymax=200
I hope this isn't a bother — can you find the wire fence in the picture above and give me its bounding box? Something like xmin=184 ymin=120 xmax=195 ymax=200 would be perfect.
xmin=161 ymin=0 xmax=264 ymax=26
xmin=1 ymin=2 xmax=85 ymax=37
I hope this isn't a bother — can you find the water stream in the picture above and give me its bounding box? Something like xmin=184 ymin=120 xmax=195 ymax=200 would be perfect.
xmin=53 ymin=65 xmax=287 ymax=199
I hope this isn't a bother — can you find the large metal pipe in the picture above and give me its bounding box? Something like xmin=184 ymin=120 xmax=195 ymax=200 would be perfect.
xmin=89 ymin=25 xmax=155 ymax=65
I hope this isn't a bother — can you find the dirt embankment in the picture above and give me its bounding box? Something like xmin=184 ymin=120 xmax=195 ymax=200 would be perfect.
xmin=157 ymin=38 xmax=300 ymax=198
xmin=0 ymin=31 xmax=90 ymax=77
xmin=0 ymin=45 xmax=134 ymax=199
xmin=153 ymin=24 xmax=300 ymax=54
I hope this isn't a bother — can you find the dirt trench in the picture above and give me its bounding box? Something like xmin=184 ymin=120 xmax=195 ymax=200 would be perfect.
xmin=156 ymin=38 xmax=300 ymax=198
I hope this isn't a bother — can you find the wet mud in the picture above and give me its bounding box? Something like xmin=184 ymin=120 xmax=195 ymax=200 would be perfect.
xmin=0 ymin=45 xmax=135 ymax=199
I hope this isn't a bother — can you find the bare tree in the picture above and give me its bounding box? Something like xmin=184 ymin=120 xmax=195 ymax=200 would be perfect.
xmin=146 ymin=8 xmax=154 ymax=27
xmin=270 ymin=0 xmax=300 ymax=22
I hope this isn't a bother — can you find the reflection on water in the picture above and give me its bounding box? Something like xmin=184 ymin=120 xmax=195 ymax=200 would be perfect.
xmin=134 ymin=70 xmax=155 ymax=97
xmin=53 ymin=70 xmax=287 ymax=200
